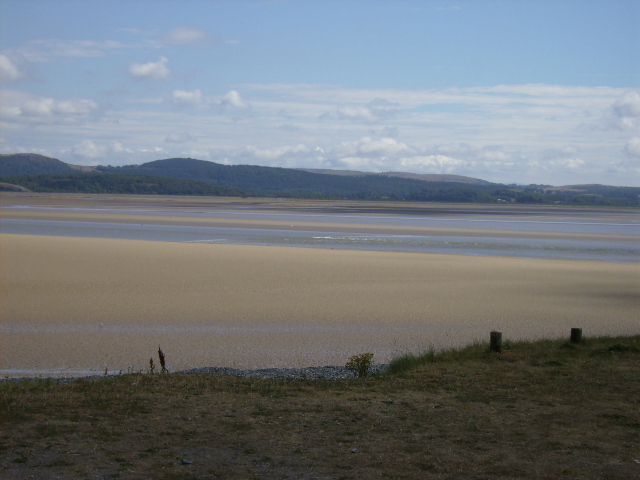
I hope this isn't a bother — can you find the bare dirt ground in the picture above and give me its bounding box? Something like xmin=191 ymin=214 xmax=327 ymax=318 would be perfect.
xmin=1 ymin=336 xmax=639 ymax=479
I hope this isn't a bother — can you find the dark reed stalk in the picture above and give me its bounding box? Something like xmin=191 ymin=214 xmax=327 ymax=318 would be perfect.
xmin=158 ymin=346 xmax=167 ymax=373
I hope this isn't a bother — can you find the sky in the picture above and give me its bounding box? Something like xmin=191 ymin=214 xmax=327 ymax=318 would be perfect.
xmin=0 ymin=0 xmax=639 ymax=186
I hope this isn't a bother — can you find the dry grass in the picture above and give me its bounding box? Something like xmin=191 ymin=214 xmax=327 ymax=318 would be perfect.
xmin=1 ymin=335 xmax=639 ymax=479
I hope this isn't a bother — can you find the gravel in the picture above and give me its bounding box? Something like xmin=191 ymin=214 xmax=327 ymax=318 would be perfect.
xmin=178 ymin=364 xmax=389 ymax=380
xmin=1 ymin=365 xmax=389 ymax=384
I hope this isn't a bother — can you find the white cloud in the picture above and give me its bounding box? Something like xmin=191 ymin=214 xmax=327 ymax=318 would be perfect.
xmin=247 ymin=83 xmax=619 ymax=113
xmin=70 ymin=140 xmax=133 ymax=159
xmin=13 ymin=39 xmax=133 ymax=62
xmin=338 ymin=156 xmax=382 ymax=170
xmin=559 ymin=158 xmax=585 ymax=169
xmin=336 ymin=105 xmax=379 ymax=122
xmin=612 ymin=90 xmax=640 ymax=118
xmin=129 ymin=56 xmax=170 ymax=80
xmin=0 ymin=90 xmax=102 ymax=124
xmin=435 ymin=143 xmax=473 ymax=156
xmin=71 ymin=140 xmax=107 ymax=158
xmin=624 ymin=136 xmax=640 ymax=157
xmin=609 ymin=90 xmax=640 ymax=130
xmin=170 ymin=89 xmax=204 ymax=107
xmin=244 ymin=144 xmax=310 ymax=160
xmin=64 ymin=140 xmax=170 ymax=162
xmin=278 ymin=123 xmax=300 ymax=132
xmin=336 ymin=137 xmax=409 ymax=158
xmin=559 ymin=145 xmax=579 ymax=155
xmin=321 ymin=137 xmax=417 ymax=172
xmin=220 ymin=90 xmax=250 ymax=109
xmin=165 ymin=132 xmax=194 ymax=143
xmin=479 ymin=149 xmax=511 ymax=163
xmin=163 ymin=27 xmax=207 ymax=45
xmin=400 ymin=155 xmax=464 ymax=173
xmin=334 ymin=98 xmax=398 ymax=123
xmin=0 ymin=54 xmax=25 ymax=82
xmin=583 ymin=89 xmax=640 ymax=131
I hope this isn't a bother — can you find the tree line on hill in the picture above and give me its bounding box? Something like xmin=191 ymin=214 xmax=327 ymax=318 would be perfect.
xmin=0 ymin=173 xmax=242 ymax=196
xmin=1 ymin=154 xmax=638 ymax=206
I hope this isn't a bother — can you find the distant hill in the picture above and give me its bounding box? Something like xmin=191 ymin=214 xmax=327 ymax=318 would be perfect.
xmin=0 ymin=153 xmax=76 ymax=175
xmin=1 ymin=154 xmax=638 ymax=206
xmin=0 ymin=173 xmax=243 ymax=196
xmin=299 ymin=168 xmax=492 ymax=185
xmin=95 ymin=157 xmax=495 ymax=198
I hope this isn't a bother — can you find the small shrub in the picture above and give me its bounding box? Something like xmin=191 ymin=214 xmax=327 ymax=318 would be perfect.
xmin=346 ymin=353 xmax=374 ymax=378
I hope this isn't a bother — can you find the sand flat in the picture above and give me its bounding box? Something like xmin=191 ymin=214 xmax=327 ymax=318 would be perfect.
xmin=1 ymin=233 xmax=638 ymax=376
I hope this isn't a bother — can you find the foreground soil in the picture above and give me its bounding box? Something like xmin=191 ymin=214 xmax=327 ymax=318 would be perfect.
xmin=1 ymin=336 xmax=639 ymax=479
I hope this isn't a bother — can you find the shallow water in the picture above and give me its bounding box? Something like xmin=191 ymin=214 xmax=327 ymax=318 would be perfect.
xmin=2 ymin=205 xmax=638 ymax=262
xmin=6 ymin=203 xmax=639 ymax=234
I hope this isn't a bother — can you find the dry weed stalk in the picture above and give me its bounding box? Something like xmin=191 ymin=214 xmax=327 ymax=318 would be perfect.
xmin=158 ymin=346 xmax=168 ymax=373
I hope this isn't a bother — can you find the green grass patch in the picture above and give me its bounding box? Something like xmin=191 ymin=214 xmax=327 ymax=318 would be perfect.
xmin=386 ymin=335 xmax=640 ymax=375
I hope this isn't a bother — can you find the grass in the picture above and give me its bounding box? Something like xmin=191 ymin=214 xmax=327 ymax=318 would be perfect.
xmin=1 ymin=335 xmax=639 ymax=479
xmin=386 ymin=335 xmax=640 ymax=375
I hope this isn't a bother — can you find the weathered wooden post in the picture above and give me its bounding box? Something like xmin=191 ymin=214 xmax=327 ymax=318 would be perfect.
xmin=490 ymin=331 xmax=502 ymax=353
xmin=570 ymin=328 xmax=583 ymax=344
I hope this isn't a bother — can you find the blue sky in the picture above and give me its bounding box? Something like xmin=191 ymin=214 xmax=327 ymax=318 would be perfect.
xmin=1 ymin=0 xmax=638 ymax=186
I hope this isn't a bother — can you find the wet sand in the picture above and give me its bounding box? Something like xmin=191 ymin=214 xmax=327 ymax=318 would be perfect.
xmin=2 ymin=233 xmax=638 ymax=377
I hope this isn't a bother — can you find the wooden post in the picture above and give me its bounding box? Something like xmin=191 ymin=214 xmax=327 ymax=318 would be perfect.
xmin=490 ymin=331 xmax=502 ymax=353
xmin=570 ymin=328 xmax=583 ymax=344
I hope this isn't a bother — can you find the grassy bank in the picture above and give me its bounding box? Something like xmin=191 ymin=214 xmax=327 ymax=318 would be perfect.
xmin=1 ymin=335 xmax=639 ymax=479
